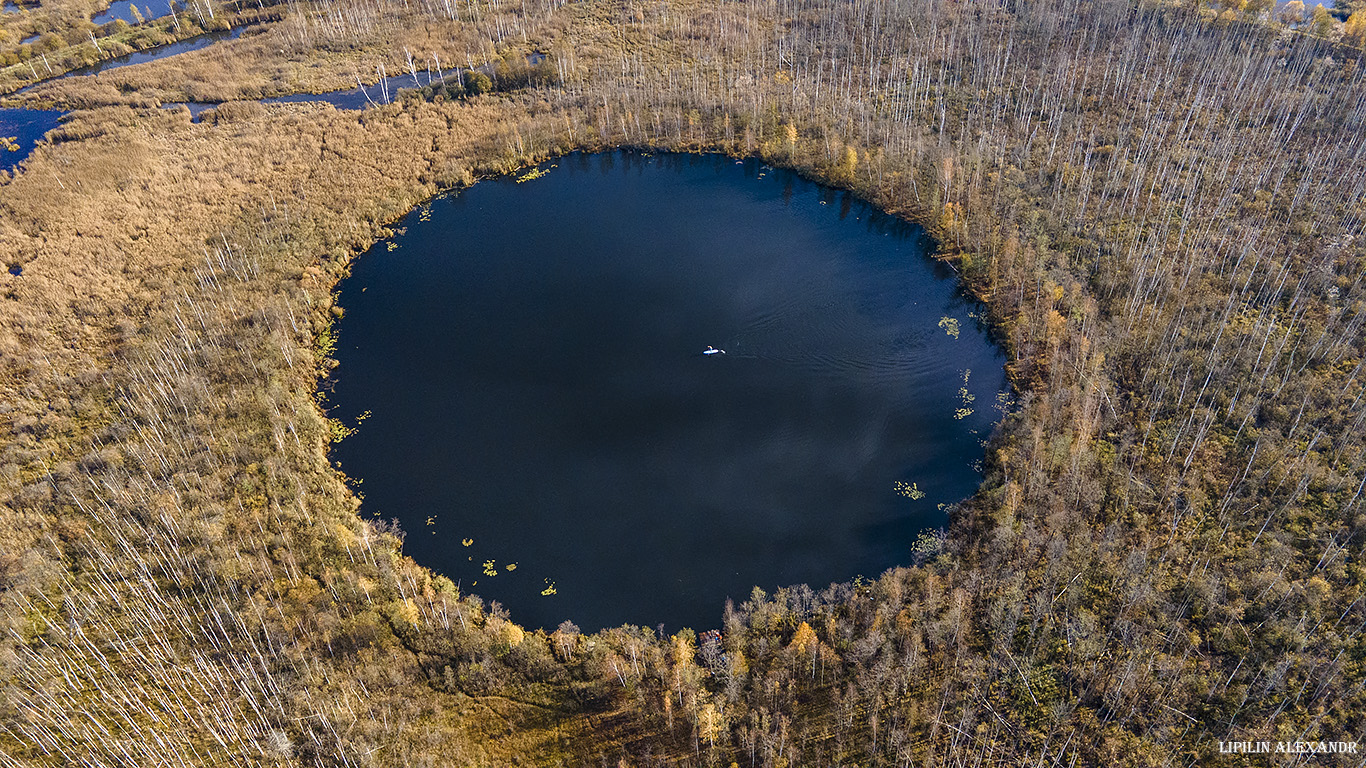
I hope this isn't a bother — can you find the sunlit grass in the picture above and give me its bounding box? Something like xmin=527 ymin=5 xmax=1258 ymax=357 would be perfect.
xmin=516 ymin=164 xmax=554 ymax=183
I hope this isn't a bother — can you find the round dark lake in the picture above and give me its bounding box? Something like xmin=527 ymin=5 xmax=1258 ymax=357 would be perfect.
xmin=329 ymin=152 xmax=1008 ymax=632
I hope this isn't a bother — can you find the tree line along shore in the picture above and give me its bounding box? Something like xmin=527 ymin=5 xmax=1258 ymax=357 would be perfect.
xmin=2 ymin=0 xmax=1365 ymax=765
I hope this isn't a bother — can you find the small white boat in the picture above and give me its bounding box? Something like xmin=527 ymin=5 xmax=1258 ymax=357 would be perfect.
xmin=703 ymin=346 xmax=725 ymax=355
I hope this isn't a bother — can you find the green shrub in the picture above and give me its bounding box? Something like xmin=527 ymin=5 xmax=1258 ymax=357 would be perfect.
xmin=466 ymin=71 xmax=492 ymax=96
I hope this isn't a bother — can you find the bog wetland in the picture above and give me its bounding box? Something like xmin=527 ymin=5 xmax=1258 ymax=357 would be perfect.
xmin=328 ymin=152 xmax=1009 ymax=632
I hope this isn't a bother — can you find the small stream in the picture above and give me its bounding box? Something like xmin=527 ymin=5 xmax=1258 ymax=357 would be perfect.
xmin=257 ymin=54 xmax=543 ymax=110
xmin=2 ymin=27 xmax=248 ymax=170
xmin=83 ymin=26 xmax=243 ymax=75
xmin=13 ymin=26 xmax=244 ymax=94
xmin=167 ymin=53 xmax=545 ymax=116
xmin=261 ymin=70 xmax=435 ymax=110
xmin=4 ymin=37 xmax=537 ymax=172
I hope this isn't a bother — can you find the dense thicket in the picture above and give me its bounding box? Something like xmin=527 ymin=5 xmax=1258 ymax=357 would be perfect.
xmin=2 ymin=0 xmax=1365 ymax=765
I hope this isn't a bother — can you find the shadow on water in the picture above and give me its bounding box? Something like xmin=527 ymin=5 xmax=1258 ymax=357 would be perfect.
xmin=328 ymin=151 xmax=1011 ymax=633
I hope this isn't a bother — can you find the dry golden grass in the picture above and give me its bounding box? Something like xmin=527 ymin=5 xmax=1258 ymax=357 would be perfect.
xmin=0 ymin=92 xmax=614 ymax=763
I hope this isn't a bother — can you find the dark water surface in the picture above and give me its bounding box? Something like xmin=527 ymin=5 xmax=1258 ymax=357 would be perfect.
xmin=93 ymin=0 xmax=178 ymax=25
xmin=262 ymin=71 xmax=429 ymax=110
xmin=330 ymin=152 xmax=1008 ymax=632
xmin=0 ymin=108 xmax=63 ymax=172
xmin=158 ymin=101 xmax=217 ymax=120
